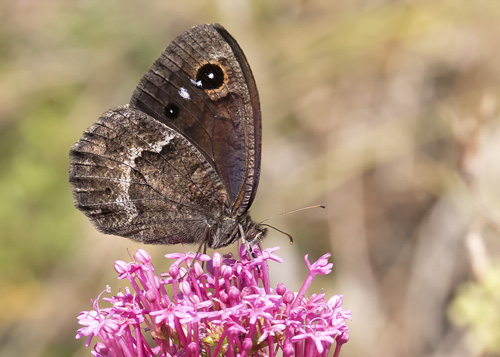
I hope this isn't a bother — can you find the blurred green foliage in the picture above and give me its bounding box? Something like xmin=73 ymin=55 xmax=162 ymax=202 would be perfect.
xmin=450 ymin=264 xmax=500 ymax=355
xmin=0 ymin=84 xmax=80 ymax=281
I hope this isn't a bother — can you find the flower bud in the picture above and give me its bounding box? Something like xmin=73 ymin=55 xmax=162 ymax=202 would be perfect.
xmin=180 ymin=280 xmax=192 ymax=295
xmin=212 ymin=252 xmax=222 ymax=268
xmin=135 ymin=249 xmax=151 ymax=263
xmin=284 ymin=291 xmax=295 ymax=304
xmin=145 ymin=289 xmax=156 ymax=302
xmin=94 ymin=342 xmax=108 ymax=355
xmin=242 ymin=337 xmax=253 ymax=350
xmin=193 ymin=262 xmax=204 ymax=277
xmin=114 ymin=260 xmax=129 ymax=274
xmin=276 ymin=282 xmax=287 ymax=295
xmin=240 ymin=287 xmax=252 ymax=299
xmin=220 ymin=291 xmax=228 ymax=304
xmin=221 ymin=265 xmax=233 ymax=279
xmin=228 ymin=286 xmax=240 ymax=301
xmin=187 ymin=342 xmax=198 ymax=354
xmin=168 ymin=264 xmax=179 ymax=279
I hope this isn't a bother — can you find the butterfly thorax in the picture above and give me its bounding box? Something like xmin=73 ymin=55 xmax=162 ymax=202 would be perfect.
xmin=209 ymin=213 xmax=268 ymax=249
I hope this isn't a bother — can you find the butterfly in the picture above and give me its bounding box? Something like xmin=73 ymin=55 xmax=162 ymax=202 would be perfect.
xmin=68 ymin=23 xmax=267 ymax=249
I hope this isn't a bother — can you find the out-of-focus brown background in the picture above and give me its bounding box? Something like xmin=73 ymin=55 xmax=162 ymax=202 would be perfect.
xmin=2 ymin=1 xmax=500 ymax=356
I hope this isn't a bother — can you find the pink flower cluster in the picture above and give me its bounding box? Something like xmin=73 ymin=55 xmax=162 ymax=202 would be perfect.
xmin=76 ymin=245 xmax=350 ymax=356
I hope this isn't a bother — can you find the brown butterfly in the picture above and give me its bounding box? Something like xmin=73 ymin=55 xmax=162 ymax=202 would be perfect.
xmin=69 ymin=24 xmax=267 ymax=249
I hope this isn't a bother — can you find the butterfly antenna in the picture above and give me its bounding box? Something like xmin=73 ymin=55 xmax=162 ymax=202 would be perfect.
xmin=259 ymin=204 xmax=326 ymax=224
xmin=259 ymin=205 xmax=325 ymax=245
xmin=261 ymin=224 xmax=294 ymax=244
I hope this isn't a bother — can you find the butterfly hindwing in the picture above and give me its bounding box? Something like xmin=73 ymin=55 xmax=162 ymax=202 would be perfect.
xmin=69 ymin=105 xmax=226 ymax=245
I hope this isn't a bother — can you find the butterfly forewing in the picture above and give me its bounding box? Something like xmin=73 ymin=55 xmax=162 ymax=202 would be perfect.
xmin=129 ymin=23 xmax=261 ymax=215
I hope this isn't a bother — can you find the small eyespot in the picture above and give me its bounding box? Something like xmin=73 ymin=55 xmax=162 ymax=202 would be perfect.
xmin=105 ymin=187 xmax=112 ymax=195
xmin=164 ymin=103 xmax=179 ymax=119
xmin=196 ymin=63 xmax=225 ymax=90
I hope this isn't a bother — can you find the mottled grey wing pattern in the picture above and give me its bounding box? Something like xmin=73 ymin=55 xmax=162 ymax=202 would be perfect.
xmin=69 ymin=105 xmax=226 ymax=245
xmin=130 ymin=23 xmax=261 ymax=217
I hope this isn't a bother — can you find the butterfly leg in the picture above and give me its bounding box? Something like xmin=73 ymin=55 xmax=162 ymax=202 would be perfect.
xmin=181 ymin=227 xmax=211 ymax=279
xmin=238 ymin=224 xmax=254 ymax=258
xmin=198 ymin=226 xmax=211 ymax=268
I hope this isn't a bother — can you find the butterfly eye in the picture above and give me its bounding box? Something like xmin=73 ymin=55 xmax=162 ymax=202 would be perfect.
xmin=196 ymin=63 xmax=225 ymax=90
xmin=164 ymin=103 xmax=180 ymax=119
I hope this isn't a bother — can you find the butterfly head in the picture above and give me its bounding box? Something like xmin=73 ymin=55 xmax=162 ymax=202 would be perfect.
xmin=244 ymin=219 xmax=268 ymax=247
xmin=209 ymin=213 xmax=267 ymax=249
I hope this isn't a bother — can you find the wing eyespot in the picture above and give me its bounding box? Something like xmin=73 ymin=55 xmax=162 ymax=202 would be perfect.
xmin=164 ymin=103 xmax=180 ymax=119
xmin=196 ymin=63 xmax=225 ymax=90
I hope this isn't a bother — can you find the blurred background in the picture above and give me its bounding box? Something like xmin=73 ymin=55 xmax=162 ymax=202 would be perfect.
xmin=1 ymin=0 xmax=500 ymax=356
